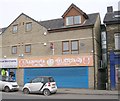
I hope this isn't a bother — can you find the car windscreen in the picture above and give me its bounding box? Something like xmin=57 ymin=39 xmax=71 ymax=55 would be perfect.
xmin=2 ymin=76 xmax=15 ymax=82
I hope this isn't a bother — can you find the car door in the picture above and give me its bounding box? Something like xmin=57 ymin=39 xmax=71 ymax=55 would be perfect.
xmin=0 ymin=81 xmax=2 ymax=90
xmin=0 ymin=78 xmax=2 ymax=90
xmin=29 ymin=77 xmax=43 ymax=92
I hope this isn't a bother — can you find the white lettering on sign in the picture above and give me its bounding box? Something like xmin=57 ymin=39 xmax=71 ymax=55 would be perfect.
xmin=19 ymin=55 xmax=93 ymax=68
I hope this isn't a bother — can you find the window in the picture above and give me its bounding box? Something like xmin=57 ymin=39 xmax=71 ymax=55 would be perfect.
xmin=66 ymin=16 xmax=81 ymax=25
xmin=62 ymin=40 xmax=79 ymax=54
xmin=74 ymin=16 xmax=81 ymax=24
xmin=13 ymin=25 xmax=18 ymax=33
xmin=12 ymin=46 xmax=17 ymax=54
xmin=71 ymin=40 xmax=79 ymax=54
xmin=25 ymin=44 xmax=31 ymax=53
xmin=32 ymin=77 xmax=42 ymax=83
xmin=62 ymin=41 xmax=69 ymax=54
xmin=66 ymin=16 xmax=73 ymax=25
xmin=25 ymin=22 xmax=32 ymax=31
xmin=114 ymin=33 xmax=120 ymax=50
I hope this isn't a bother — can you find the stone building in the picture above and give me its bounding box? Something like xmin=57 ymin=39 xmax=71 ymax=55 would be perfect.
xmin=2 ymin=4 xmax=101 ymax=89
xmin=103 ymin=6 xmax=120 ymax=89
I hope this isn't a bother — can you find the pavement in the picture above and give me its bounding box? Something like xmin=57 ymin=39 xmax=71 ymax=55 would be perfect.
xmin=19 ymin=86 xmax=119 ymax=95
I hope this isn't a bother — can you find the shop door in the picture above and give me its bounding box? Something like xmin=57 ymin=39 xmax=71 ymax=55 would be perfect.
xmin=24 ymin=67 xmax=88 ymax=88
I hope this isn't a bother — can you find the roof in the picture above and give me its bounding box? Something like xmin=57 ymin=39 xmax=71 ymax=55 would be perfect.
xmin=2 ymin=3 xmax=99 ymax=33
xmin=0 ymin=27 xmax=7 ymax=34
xmin=62 ymin=3 xmax=88 ymax=19
xmin=1 ymin=27 xmax=7 ymax=32
xmin=39 ymin=13 xmax=99 ymax=30
xmin=2 ymin=13 xmax=43 ymax=33
xmin=39 ymin=18 xmax=64 ymax=30
xmin=103 ymin=11 xmax=120 ymax=24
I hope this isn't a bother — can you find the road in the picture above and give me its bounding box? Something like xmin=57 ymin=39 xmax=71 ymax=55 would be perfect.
xmin=1 ymin=91 xmax=119 ymax=100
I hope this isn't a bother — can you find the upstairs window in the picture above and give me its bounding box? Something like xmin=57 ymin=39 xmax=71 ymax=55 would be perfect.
xmin=74 ymin=16 xmax=81 ymax=24
xmin=114 ymin=33 xmax=120 ymax=50
xmin=66 ymin=16 xmax=73 ymax=25
xmin=25 ymin=22 xmax=32 ymax=31
xmin=62 ymin=41 xmax=70 ymax=54
xmin=71 ymin=40 xmax=79 ymax=54
xmin=25 ymin=44 xmax=31 ymax=53
xmin=12 ymin=46 xmax=17 ymax=54
xmin=13 ymin=25 xmax=18 ymax=33
xmin=66 ymin=16 xmax=81 ymax=25
xmin=62 ymin=40 xmax=79 ymax=54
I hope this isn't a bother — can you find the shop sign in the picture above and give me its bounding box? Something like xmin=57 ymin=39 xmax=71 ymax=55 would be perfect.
xmin=18 ymin=55 xmax=93 ymax=68
xmin=0 ymin=59 xmax=18 ymax=68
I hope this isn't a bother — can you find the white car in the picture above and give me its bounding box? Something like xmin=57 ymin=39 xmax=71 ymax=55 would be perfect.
xmin=22 ymin=76 xmax=57 ymax=96
xmin=0 ymin=75 xmax=19 ymax=92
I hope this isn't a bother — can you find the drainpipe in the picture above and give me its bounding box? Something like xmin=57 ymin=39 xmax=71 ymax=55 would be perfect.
xmin=92 ymin=28 xmax=96 ymax=89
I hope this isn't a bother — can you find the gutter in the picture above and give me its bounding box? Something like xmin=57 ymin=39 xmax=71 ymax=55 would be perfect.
xmin=48 ymin=24 xmax=94 ymax=33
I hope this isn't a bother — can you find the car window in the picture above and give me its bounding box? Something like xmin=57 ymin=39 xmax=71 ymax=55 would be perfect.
xmin=43 ymin=77 xmax=49 ymax=83
xmin=49 ymin=77 xmax=55 ymax=82
xmin=41 ymin=77 xmax=44 ymax=83
xmin=0 ymin=76 xmax=2 ymax=80
xmin=2 ymin=76 xmax=15 ymax=82
xmin=32 ymin=77 xmax=42 ymax=83
xmin=41 ymin=77 xmax=55 ymax=83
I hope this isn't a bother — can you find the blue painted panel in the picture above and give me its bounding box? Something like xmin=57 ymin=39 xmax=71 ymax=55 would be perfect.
xmin=24 ymin=67 xmax=88 ymax=88
xmin=110 ymin=65 xmax=116 ymax=89
xmin=110 ymin=51 xmax=120 ymax=89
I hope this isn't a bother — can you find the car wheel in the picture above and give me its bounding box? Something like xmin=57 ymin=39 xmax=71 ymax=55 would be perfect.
xmin=4 ymin=86 xmax=10 ymax=92
xmin=23 ymin=88 xmax=29 ymax=94
xmin=43 ymin=89 xmax=50 ymax=96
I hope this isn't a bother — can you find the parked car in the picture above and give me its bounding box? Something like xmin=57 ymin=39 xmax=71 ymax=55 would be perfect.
xmin=22 ymin=76 xmax=57 ymax=96
xmin=0 ymin=75 xmax=19 ymax=92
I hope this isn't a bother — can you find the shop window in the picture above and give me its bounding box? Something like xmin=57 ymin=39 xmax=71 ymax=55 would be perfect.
xmin=66 ymin=16 xmax=81 ymax=25
xmin=25 ymin=44 xmax=31 ymax=53
xmin=12 ymin=25 xmax=18 ymax=33
xmin=25 ymin=22 xmax=32 ymax=31
xmin=71 ymin=40 xmax=79 ymax=54
xmin=12 ymin=46 xmax=17 ymax=54
xmin=62 ymin=41 xmax=70 ymax=54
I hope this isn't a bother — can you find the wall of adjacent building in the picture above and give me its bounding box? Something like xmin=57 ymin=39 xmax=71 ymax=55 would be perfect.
xmin=92 ymin=14 xmax=101 ymax=89
xmin=105 ymin=23 xmax=120 ymax=89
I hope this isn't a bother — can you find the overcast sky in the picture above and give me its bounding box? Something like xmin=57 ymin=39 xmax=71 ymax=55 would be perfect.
xmin=0 ymin=0 xmax=119 ymax=28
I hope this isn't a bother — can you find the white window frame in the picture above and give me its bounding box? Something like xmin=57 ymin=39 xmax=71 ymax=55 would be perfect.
xmin=12 ymin=46 xmax=17 ymax=54
xmin=66 ymin=15 xmax=81 ymax=26
xmin=13 ymin=25 xmax=18 ymax=33
xmin=114 ymin=33 xmax=120 ymax=50
xmin=25 ymin=44 xmax=31 ymax=53
xmin=26 ymin=22 xmax=32 ymax=31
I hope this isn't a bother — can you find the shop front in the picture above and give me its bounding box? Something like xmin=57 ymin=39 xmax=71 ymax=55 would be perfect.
xmin=0 ymin=58 xmax=18 ymax=80
xmin=19 ymin=55 xmax=93 ymax=88
xmin=110 ymin=51 xmax=120 ymax=90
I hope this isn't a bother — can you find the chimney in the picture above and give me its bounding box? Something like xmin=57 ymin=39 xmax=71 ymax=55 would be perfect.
xmin=107 ymin=6 xmax=113 ymax=13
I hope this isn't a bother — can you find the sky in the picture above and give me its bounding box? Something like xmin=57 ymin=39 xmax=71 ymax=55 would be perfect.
xmin=0 ymin=0 xmax=119 ymax=28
